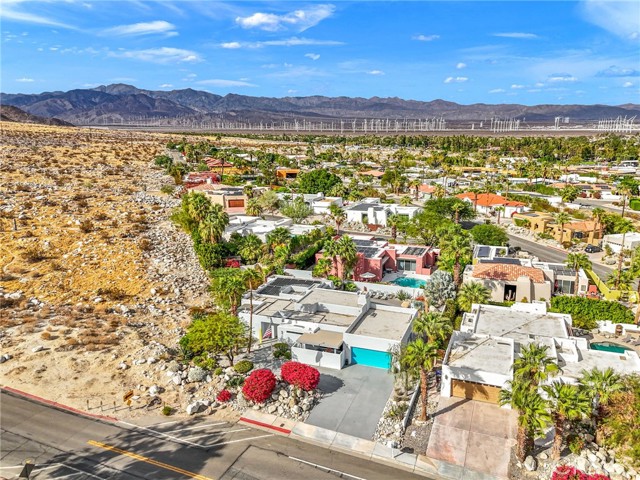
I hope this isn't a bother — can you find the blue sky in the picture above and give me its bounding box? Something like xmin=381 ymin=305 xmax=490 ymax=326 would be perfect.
xmin=2 ymin=1 xmax=639 ymax=105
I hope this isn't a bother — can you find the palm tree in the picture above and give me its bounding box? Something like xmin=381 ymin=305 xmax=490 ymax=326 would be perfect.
xmin=400 ymin=338 xmax=439 ymax=421
xmin=513 ymin=343 xmax=560 ymax=387
xmin=335 ymin=235 xmax=358 ymax=284
xmin=188 ymin=192 xmax=212 ymax=224
xmin=412 ymin=312 xmax=452 ymax=345
xmin=433 ymin=184 xmax=446 ymax=199
xmin=451 ymin=199 xmax=467 ymax=224
xmin=543 ymin=381 xmax=591 ymax=459
xmin=591 ymin=207 xmax=607 ymax=241
xmin=500 ymin=379 xmax=551 ymax=461
xmin=606 ymin=269 xmax=633 ymax=291
xmin=210 ymin=269 xmax=246 ymax=316
xmin=399 ymin=196 xmax=413 ymax=206
xmin=614 ymin=218 xmax=635 ymax=289
xmin=243 ymin=267 xmax=264 ymax=353
xmin=387 ymin=213 xmax=403 ymax=242
xmin=328 ymin=204 xmax=346 ymax=235
xmin=238 ymin=234 xmax=262 ymax=264
xmin=579 ymin=367 xmax=624 ymax=440
xmin=266 ymin=227 xmax=292 ymax=253
xmin=495 ymin=206 xmax=505 ymax=225
xmin=245 ymin=198 xmax=263 ymax=217
xmin=198 ymin=204 xmax=229 ymax=243
xmin=457 ymin=282 xmax=491 ymax=312
xmin=409 ymin=178 xmax=421 ymax=199
xmin=554 ymin=212 xmax=571 ymax=245
xmin=439 ymin=226 xmax=472 ymax=286
xmin=565 ymin=253 xmax=592 ymax=295
xmin=243 ymin=184 xmax=255 ymax=199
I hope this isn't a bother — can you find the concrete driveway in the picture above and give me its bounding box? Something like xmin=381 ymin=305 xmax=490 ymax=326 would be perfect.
xmin=425 ymin=396 xmax=517 ymax=480
xmin=305 ymin=365 xmax=393 ymax=440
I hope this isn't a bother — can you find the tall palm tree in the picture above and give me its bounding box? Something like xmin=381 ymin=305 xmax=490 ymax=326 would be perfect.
xmin=238 ymin=234 xmax=263 ymax=264
xmin=565 ymin=253 xmax=592 ymax=295
xmin=579 ymin=367 xmax=624 ymax=440
xmin=188 ymin=192 xmax=213 ymax=224
xmin=606 ymin=269 xmax=633 ymax=291
xmin=433 ymin=184 xmax=446 ymax=199
xmin=513 ymin=343 xmax=560 ymax=387
xmin=451 ymin=199 xmax=467 ymax=224
xmin=591 ymin=207 xmax=607 ymax=242
xmin=543 ymin=382 xmax=591 ymax=459
xmin=500 ymin=379 xmax=551 ymax=461
xmin=457 ymin=282 xmax=491 ymax=312
xmin=408 ymin=178 xmax=421 ymax=199
xmin=243 ymin=267 xmax=264 ymax=353
xmin=614 ymin=218 xmax=635 ymax=289
xmin=198 ymin=204 xmax=229 ymax=243
xmin=328 ymin=204 xmax=346 ymax=235
xmin=400 ymin=338 xmax=439 ymax=421
xmin=210 ymin=269 xmax=246 ymax=316
xmin=387 ymin=213 xmax=403 ymax=242
xmin=439 ymin=226 xmax=472 ymax=286
xmin=554 ymin=212 xmax=571 ymax=245
xmin=335 ymin=235 xmax=358 ymax=285
xmin=399 ymin=196 xmax=413 ymax=206
xmin=412 ymin=312 xmax=452 ymax=345
xmin=266 ymin=227 xmax=292 ymax=253
xmin=245 ymin=198 xmax=263 ymax=217
xmin=495 ymin=206 xmax=505 ymax=225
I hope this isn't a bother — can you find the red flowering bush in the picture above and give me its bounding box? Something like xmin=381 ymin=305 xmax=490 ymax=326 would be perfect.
xmin=551 ymin=465 xmax=608 ymax=480
xmin=281 ymin=362 xmax=320 ymax=391
xmin=216 ymin=389 xmax=232 ymax=403
xmin=242 ymin=369 xmax=276 ymax=403
xmin=225 ymin=259 xmax=241 ymax=268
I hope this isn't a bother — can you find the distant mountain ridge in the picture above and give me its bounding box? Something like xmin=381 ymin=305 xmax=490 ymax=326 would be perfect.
xmin=2 ymin=84 xmax=639 ymax=126
xmin=0 ymin=104 xmax=73 ymax=126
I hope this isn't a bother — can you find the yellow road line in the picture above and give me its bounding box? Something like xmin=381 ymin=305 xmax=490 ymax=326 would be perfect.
xmin=87 ymin=440 xmax=214 ymax=480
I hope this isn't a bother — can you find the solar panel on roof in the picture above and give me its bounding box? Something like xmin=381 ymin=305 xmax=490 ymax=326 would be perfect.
xmin=476 ymin=246 xmax=491 ymax=258
xmin=357 ymin=246 xmax=380 ymax=258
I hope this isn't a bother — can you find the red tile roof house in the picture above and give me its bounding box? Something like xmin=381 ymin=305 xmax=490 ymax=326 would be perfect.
xmin=462 ymin=262 xmax=552 ymax=303
xmin=183 ymin=172 xmax=220 ymax=190
xmin=456 ymin=192 xmax=527 ymax=218
xmin=315 ymin=236 xmax=437 ymax=282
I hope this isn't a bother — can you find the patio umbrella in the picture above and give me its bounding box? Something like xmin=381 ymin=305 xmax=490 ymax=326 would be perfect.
xmin=360 ymin=272 xmax=376 ymax=282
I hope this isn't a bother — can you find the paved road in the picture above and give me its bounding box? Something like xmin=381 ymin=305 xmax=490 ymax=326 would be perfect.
xmin=0 ymin=391 xmax=425 ymax=480
xmin=506 ymin=234 xmax=613 ymax=280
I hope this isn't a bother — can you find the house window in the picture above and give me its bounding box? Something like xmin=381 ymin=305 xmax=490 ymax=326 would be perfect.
xmin=398 ymin=258 xmax=417 ymax=271
xmin=228 ymin=199 xmax=245 ymax=208
xmin=555 ymin=279 xmax=575 ymax=294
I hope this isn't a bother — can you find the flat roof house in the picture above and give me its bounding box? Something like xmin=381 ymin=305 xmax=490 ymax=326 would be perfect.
xmin=440 ymin=302 xmax=640 ymax=404
xmin=238 ymin=276 xmax=417 ymax=370
xmin=224 ymin=216 xmax=324 ymax=242
xmin=345 ymin=198 xmax=421 ymax=227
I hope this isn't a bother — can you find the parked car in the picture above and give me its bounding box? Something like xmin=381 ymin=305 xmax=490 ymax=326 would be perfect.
xmin=585 ymin=245 xmax=602 ymax=253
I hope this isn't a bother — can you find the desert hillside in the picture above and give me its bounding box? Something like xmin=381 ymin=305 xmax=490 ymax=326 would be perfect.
xmin=0 ymin=122 xmax=212 ymax=414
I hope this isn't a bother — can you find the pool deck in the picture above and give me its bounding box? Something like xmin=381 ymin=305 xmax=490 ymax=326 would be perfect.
xmin=590 ymin=332 xmax=640 ymax=355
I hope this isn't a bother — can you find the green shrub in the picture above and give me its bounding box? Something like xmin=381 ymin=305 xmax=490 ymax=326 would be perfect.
xmin=567 ymin=435 xmax=585 ymax=455
xmin=396 ymin=290 xmax=410 ymax=301
xmin=193 ymin=355 xmax=217 ymax=371
xmin=160 ymin=185 xmax=175 ymax=195
xmin=214 ymin=367 xmax=223 ymax=376
xmin=179 ymin=335 xmax=196 ymax=361
xmin=234 ymin=360 xmax=254 ymax=374
xmin=226 ymin=376 xmax=245 ymax=388
xmin=273 ymin=342 xmax=292 ymax=360
xmin=630 ymin=198 xmax=640 ymax=211
xmin=161 ymin=405 xmax=173 ymax=416
xmin=550 ymin=296 xmax=634 ymax=329
xmin=344 ymin=282 xmax=358 ymax=292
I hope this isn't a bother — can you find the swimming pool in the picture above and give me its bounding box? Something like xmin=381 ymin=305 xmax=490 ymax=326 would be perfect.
xmin=590 ymin=341 xmax=633 ymax=354
xmin=391 ymin=277 xmax=426 ymax=288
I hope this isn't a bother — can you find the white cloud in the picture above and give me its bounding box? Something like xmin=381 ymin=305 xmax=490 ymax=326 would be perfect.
xmin=102 ymin=21 xmax=177 ymax=37
xmin=236 ymin=4 xmax=335 ymax=32
xmin=534 ymin=82 xmax=545 ymax=87
xmin=596 ymin=65 xmax=640 ymax=77
xmin=547 ymin=73 xmax=578 ymax=83
xmin=218 ymin=37 xmax=343 ymax=49
xmin=110 ymin=47 xmax=201 ymax=64
xmin=0 ymin=1 xmax=74 ymax=29
xmin=413 ymin=34 xmax=440 ymax=42
xmin=305 ymin=53 xmax=320 ymax=60
xmin=196 ymin=79 xmax=257 ymax=87
xmin=581 ymin=0 xmax=640 ymax=41
xmin=456 ymin=62 xmax=466 ymax=69
xmin=266 ymin=66 xmax=328 ymax=79
xmin=493 ymin=32 xmax=539 ymax=39
xmin=511 ymin=84 xmax=525 ymax=89
xmin=623 ymin=81 xmax=634 ymax=88
xmin=489 ymin=88 xmax=505 ymax=93
xmin=287 ymin=89 xmax=298 ymax=94
xmin=367 ymin=70 xmax=385 ymax=75
xmin=444 ymin=76 xmax=468 ymax=83
xmin=16 ymin=77 xmax=34 ymax=82
xmin=159 ymin=83 xmax=173 ymax=88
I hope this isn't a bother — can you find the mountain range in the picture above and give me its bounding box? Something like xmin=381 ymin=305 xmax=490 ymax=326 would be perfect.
xmin=2 ymin=84 xmax=639 ymax=126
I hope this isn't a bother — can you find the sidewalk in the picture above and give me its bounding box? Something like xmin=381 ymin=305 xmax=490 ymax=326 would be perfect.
xmin=239 ymin=409 xmax=500 ymax=479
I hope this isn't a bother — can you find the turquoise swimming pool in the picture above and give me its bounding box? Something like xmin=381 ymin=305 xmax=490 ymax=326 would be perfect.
xmin=391 ymin=277 xmax=426 ymax=288
xmin=590 ymin=341 xmax=632 ymax=354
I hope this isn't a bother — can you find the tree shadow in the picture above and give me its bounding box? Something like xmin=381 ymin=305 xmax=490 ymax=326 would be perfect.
xmin=317 ymin=373 xmax=345 ymax=394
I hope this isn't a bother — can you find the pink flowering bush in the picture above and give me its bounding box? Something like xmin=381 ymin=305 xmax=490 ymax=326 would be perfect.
xmin=551 ymin=465 xmax=609 ymax=480
xmin=242 ymin=369 xmax=276 ymax=403
xmin=281 ymin=361 xmax=320 ymax=391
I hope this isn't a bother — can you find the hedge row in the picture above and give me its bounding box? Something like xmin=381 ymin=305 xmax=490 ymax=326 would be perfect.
xmin=549 ymin=296 xmax=634 ymax=329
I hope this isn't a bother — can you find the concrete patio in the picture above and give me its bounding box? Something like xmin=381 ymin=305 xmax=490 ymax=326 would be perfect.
xmin=426 ymin=397 xmax=517 ymax=480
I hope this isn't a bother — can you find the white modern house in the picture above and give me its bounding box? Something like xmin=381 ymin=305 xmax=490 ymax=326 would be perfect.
xmin=224 ymin=216 xmax=324 ymax=241
xmin=345 ymin=198 xmax=421 ymax=226
xmin=238 ymin=276 xmax=417 ymax=370
xmin=602 ymin=232 xmax=640 ymax=254
xmin=276 ymin=192 xmax=344 ymax=215
xmin=440 ymin=302 xmax=640 ymax=404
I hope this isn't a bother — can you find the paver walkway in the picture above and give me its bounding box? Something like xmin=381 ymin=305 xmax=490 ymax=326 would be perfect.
xmin=425 ymin=397 xmax=517 ymax=480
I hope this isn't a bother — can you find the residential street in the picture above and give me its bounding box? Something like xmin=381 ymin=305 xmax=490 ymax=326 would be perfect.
xmin=0 ymin=390 xmax=425 ymax=480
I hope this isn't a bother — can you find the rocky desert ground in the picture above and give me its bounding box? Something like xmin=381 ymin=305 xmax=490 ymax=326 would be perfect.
xmin=0 ymin=122 xmax=218 ymax=417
